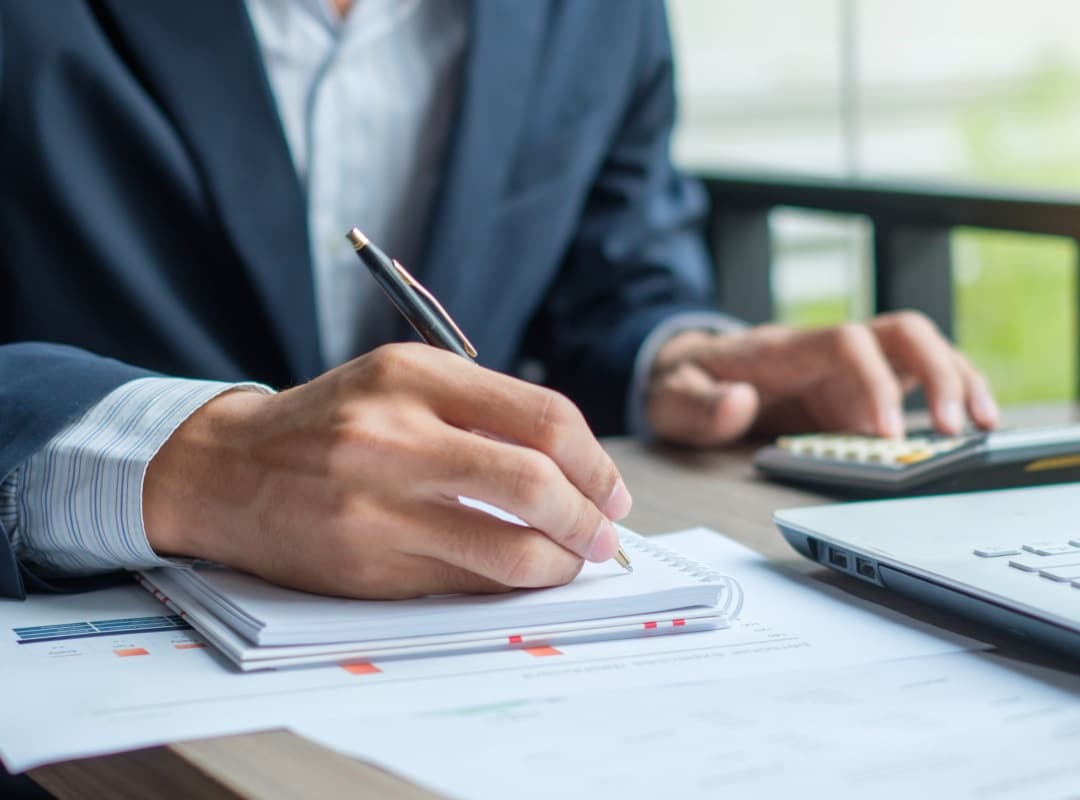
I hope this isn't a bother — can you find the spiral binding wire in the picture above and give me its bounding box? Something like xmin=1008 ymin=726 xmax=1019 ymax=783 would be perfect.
xmin=619 ymin=531 xmax=744 ymax=620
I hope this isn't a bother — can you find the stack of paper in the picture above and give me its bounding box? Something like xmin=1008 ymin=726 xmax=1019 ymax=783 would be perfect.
xmin=138 ymin=529 xmax=742 ymax=670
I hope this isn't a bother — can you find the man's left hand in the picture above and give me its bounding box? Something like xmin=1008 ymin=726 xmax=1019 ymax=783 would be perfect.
xmin=646 ymin=311 xmax=999 ymax=446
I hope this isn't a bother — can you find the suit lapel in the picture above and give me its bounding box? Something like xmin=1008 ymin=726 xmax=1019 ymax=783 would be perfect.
xmin=415 ymin=0 xmax=549 ymax=354
xmin=95 ymin=1 xmax=322 ymax=382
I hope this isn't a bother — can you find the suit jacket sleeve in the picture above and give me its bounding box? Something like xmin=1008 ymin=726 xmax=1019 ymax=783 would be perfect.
xmin=0 ymin=12 xmax=148 ymax=597
xmin=522 ymin=1 xmax=719 ymax=436
xmin=0 ymin=343 xmax=154 ymax=598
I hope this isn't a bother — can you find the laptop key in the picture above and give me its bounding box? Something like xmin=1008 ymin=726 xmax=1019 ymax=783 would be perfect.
xmin=1038 ymin=565 xmax=1080 ymax=582
xmin=1021 ymin=543 xmax=1080 ymax=556
xmin=973 ymin=546 xmax=1022 ymax=558
xmin=1009 ymin=555 xmax=1080 ymax=572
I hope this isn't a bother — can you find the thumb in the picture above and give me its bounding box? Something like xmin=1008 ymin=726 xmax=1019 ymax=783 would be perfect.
xmin=647 ymin=362 xmax=760 ymax=447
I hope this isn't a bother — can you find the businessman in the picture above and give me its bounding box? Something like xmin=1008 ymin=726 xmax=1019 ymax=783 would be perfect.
xmin=0 ymin=0 xmax=997 ymax=601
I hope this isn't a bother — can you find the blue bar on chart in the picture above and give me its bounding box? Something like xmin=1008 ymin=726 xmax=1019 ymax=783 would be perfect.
xmin=13 ymin=615 xmax=191 ymax=644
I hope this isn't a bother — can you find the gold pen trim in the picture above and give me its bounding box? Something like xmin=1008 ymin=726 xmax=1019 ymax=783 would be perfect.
xmin=391 ymin=259 xmax=479 ymax=359
xmin=346 ymin=228 xmax=369 ymax=251
xmin=614 ymin=547 xmax=633 ymax=573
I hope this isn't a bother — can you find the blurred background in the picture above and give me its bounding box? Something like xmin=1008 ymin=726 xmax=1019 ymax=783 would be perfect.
xmin=667 ymin=0 xmax=1080 ymax=407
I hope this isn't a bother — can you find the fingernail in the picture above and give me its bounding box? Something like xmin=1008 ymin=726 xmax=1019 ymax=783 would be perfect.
xmin=881 ymin=408 xmax=905 ymax=439
xmin=938 ymin=400 xmax=964 ymax=433
xmin=603 ymin=479 xmax=633 ymax=521
xmin=585 ymin=519 xmax=618 ymax=562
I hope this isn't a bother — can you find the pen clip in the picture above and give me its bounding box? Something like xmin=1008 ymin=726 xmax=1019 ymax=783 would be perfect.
xmin=391 ymin=260 xmax=478 ymax=359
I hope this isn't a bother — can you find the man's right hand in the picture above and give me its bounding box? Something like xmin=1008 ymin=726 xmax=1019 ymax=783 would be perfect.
xmin=143 ymin=343 xmax=632 ymax=599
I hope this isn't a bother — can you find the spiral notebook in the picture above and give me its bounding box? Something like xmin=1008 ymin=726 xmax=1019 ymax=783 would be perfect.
xmin=137 ymin=529 xmax=742 ymax=671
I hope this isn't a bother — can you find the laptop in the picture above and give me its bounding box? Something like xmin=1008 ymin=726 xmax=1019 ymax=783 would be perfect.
xmin=774 ymin=482 xmax=1080 ymax=658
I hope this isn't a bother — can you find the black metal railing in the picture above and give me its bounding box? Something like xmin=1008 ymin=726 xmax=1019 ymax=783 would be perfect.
xmin=701 ymin=171 xmax=1080 ymax=396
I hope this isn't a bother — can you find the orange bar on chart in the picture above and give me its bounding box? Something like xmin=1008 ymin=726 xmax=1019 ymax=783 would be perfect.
xmin=114 ymin=648 xmax=150 ymax=657
xmin=174 ymin=642 xmax=208 ymax=650
xmin=523 ymin=646 xmax=563 ymax=657
xmin=341 ymin=662 xmax=382 ymax=675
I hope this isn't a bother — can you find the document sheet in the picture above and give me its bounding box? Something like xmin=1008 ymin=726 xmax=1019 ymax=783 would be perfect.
xmin=0 ymin=529 xmax=982 ymax=773
xmin=297 ymin=651 xmax=1080 ymax=799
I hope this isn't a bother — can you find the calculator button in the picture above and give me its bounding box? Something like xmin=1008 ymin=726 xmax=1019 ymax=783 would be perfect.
xmin=973 ymin=546 xmax=1022 ymax=558
xmin=771 ymin=431 xmax=980 ymax=468
xmin=895 ymin=450 xmax=933 ymax=465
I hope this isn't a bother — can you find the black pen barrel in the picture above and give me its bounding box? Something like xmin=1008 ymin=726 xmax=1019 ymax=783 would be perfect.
xmin=351 ymin=236 xmax=474 ymax=361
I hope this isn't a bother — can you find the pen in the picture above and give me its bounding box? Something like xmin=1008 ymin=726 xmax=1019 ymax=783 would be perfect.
xmin=346 ymin=227 xmax=633 ymax=574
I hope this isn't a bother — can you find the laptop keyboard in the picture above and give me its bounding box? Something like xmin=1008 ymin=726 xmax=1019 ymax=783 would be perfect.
xmin=975 ymin=541 xmax=1080 ymax=586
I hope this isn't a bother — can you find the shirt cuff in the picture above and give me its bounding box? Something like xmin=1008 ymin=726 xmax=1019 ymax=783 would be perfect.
xmin=12 ymin=377 xmax=272 ymax=575
xmin=0 ymin=469 xmax=20 ymax=553
xmin=626 ymin=311 xmax=747 ymax=440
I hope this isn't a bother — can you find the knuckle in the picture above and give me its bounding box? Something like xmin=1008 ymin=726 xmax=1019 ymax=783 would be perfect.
xmin=891 ymin=311 xmax=939 ymax=347
xmin=895 ymin=309 xmax=934 ymax=333
xmin=830 ymin=323 xmax=872 ymax=360
xmin=497 ymin=534 xmax=582 ymax=588
xmin=508 ymin=451 xmax=557 ymax=510
xmin=585 ymin=459 xmax=617 ymax=503
xmin=356 ymin=344 xmax=406 ymax=388
xmin=355 ymin=343 xmax=433 ymax=390
xmin=498 ymin=536 xmax=549 ymax=586
xmin=533 ymin=390 xmax=581 ymax=452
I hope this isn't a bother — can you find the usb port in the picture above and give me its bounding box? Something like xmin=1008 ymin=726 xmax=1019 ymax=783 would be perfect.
xmin=855 ymin=557 xmax=877 ymax=580
xmin=828 ymin=547 xmax=849 ymax=570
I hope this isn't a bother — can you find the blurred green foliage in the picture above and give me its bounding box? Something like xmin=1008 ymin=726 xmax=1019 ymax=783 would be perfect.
xmin=952 ymin=55 xmax=1080 ymax=405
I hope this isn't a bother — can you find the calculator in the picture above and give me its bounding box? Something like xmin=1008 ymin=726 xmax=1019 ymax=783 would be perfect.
xmin=753 ymin=424 xmax=1080 ymax=497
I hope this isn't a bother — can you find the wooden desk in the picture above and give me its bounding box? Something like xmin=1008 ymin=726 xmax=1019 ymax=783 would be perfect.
xmin=30 ymin=407 xmax=1080 ymax=799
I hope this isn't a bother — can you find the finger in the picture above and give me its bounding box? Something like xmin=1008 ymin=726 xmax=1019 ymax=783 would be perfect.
xmin=646 ymin=362 xmax=760 ymax=446
xmin=338 ymin=554 xmax=514 ymax=600
xmin=954 ymin=353 xmax=999 ymax=430
xmin=455 ymin=383 xmax=628 ymax=521
xmin=252 ymin=511 xmax=514 ymax=600
xmin=405 ymin=502 xmax=586 ymax=589
xmin=373 ymin=345 xmax=629 ymax=521
xmin=805 ymin=324 xmax=904 ymax=438
xmin=683 ymin=325 xmax=903 ymax=437
xmin=435 ymin=429 xmax=621 ymax=563
xmin=871 ymin=312 xmax=966 ymax=435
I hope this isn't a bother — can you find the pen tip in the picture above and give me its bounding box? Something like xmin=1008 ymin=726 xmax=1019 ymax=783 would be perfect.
xmin=346 ymin=228 xmax=368 ymax=250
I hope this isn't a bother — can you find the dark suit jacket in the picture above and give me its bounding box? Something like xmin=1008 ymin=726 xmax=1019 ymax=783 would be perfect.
xmin=0 ymin=0 xmax=718 ymax=598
